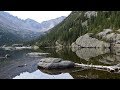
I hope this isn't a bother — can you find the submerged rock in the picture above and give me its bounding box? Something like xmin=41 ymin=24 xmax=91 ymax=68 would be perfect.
xmin=15 ymin=46 xmax=32 ymax=50
xmin=2 ymin=46 xmax=15 ymax=51
xmin=32 ymin=45 xmax=39 ymax=50
xmin=18 ymin=64 xmax=27 ymax=67
xmin=37 ymin=58 xmax=75 ymax=69
xmin=26 ymin=52 xmax=49 ymax=57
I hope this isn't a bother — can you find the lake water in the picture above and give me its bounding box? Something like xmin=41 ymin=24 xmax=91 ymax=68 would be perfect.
xmin=1 ymin=47 xmax=120 ymax=79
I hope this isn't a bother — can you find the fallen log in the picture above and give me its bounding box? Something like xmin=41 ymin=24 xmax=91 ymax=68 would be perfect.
xmin=75 ymin=63 xmax=120 ymax=73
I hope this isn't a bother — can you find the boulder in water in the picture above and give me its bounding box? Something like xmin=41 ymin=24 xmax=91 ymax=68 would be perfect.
xmin=37 ymin=58 xmax=75 ymax=69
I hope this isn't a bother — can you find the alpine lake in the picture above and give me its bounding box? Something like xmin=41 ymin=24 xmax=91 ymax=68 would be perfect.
xmin=1 ymin=47 xmax=120 ymax=79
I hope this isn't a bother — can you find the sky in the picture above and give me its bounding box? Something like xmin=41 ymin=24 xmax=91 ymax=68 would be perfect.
xmin=5 ymin=11 xmax=71 ymax=23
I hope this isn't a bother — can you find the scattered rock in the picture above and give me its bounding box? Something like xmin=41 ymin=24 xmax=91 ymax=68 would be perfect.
xmin=84 ymin=11 xmax=97 ymax=18
xmin=18 ymin=64 xmax=27 ymax=67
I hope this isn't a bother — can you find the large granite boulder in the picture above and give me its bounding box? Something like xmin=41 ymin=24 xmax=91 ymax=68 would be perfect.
xmin=72 ymin=33 xmax=110 ymax=48
xmin=37 ymin=58 xmax=75 ymax=69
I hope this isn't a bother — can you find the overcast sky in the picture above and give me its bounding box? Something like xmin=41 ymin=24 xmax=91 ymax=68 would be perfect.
xmin=5 ymin=11 xmax=71 ymax=23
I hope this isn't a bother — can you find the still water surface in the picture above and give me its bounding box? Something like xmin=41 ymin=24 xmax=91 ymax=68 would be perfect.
xmin=1 ymin=47 xmax=120 ymax=79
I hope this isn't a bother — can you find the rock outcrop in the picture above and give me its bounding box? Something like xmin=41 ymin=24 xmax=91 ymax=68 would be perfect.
xmin=97 ymin=29 xmax=112 ymax=37
xmin=72 ymin=33 xmax=110 ymax=48
xmin=84 ymin=11 xmax=97 ymax=18
xmin=97 ymin=29 xmax=120 ymax=43
xmin=37 ymin=58 xmax=75 ymax=69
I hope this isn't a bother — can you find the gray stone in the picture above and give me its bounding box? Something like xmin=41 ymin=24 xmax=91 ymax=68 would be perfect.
xmin=82 ymin=20 xmax=88 ymax=27
xmin=84 ymin=11 xmax=97 ymax=18
xmin=38 ymin=58 xmax=75 ymax=69
xmin=39 ymin=58 xmax=62 ymax=63
xmin=103 ymin=33 xmax=116 ymax=41
xmin=97 ymin=29 xmax=112 ymax=37
xmin=72 ymin=33 xmax=110 ymax=48
xmin=97 ymin=29 xmax=120 ymax=43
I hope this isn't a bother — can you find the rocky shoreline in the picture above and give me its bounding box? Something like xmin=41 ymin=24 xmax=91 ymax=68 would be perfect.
xmin=71 ymin=29 xmax=120 ymax=49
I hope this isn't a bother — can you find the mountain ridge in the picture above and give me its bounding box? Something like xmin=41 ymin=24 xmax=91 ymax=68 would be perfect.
xmin=0 ymin=11 xmax=66 ymax=45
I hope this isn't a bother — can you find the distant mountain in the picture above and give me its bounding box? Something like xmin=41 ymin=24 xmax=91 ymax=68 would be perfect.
xmin=24 ymin=16 xmax=66 ymax=32
xmin=0 ymin=11 xmax=66 ymax=45
xmin=39 ymin=16 xmax=66 ymax=32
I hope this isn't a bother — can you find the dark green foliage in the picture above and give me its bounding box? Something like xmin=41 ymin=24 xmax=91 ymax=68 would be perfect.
xmin=0 ymin=26 xmax=22 ymax=46
xmin=38 ymin=11 xmax=120 ymax=47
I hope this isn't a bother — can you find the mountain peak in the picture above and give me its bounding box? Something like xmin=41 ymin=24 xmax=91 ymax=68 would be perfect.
xmin=0 ymin=11 xmax=66 ymax=45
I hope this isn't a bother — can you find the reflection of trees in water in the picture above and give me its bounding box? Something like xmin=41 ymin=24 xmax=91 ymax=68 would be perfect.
xmin=71 ymin=47 xmax=120 ymax=65
xmin=38 ymin=47 xmax=120 ymax=79
xmin=39 ymin=47 xmax=87 ymax=64
xmin=70 ymin=69 xmax=120 ymax=79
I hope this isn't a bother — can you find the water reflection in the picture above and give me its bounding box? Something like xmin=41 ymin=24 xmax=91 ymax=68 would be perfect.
xmin=13 ymin=70 xmax=73 ymax=79
xmin=72 ymin=48 xmax=110 ymax=61
xmin=38 ymin=47 xmax=120 ymax=79
xmin=0 ymin=49 xmax=43 ymax=79
xmin=1 ymin=46 xmax=120 ymax=79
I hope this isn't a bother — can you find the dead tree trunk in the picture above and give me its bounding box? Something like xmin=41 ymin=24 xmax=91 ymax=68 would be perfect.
xmin=75 ymin=63 xmax=120 ymax=73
